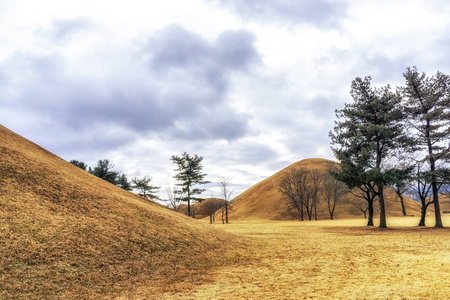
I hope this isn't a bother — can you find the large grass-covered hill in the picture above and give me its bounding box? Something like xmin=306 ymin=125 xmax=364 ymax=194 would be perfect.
xmin=0 ymin=125 xmax=241 ymax=299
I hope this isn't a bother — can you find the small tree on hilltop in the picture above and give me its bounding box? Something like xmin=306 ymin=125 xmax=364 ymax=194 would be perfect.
xmin=132 ymin=176 xmax=160 ymax=200
xmin=91 ymin=159 xmax=120 ymax=185
xmin=117 ymin=174 xmax=132 ymax=191
xmin=171 ymin=152 xmax=209 ymax=217
xmin=69 ymin=159 xmax=89 ymax=171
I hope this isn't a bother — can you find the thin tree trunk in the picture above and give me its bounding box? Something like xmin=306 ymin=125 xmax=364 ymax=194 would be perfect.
xmin=225 ymin=203 xmax=229 ymax=223
xmin=425 ymin=119 xmax=444 ymax=228
xmin=187 ymin=198 xmax=191 ymax=217
xmin=314 ymin=201 xmax=318 ymax=220
xmin=398 ymin=193 xmax=407 ymax=216
xmin=378 ymin=185 xmax=387 ymax=228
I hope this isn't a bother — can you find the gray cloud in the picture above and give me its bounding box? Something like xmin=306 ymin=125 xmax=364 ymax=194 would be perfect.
xmin=0 ymin=23 xmax=260 ymax=157
xmin=147 ymin=24 xmax=260 ymax=94
xmin=211 ymin=0 xmax=348 ymax=28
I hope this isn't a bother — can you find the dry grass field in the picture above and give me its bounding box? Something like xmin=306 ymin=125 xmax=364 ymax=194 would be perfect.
xmin=164 ymin=216 xmax=450 ymax=300
xmin=2 ymin=125 xmax=450 ymax=299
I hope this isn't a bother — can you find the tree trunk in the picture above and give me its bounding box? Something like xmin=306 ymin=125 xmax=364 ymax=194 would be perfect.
xmin=314 ymin=201 xmax=318 ymax=220
xmin=297 ymin=207 xmax=302 ymax=221
xmin=187 ymin=198 xmax=191 ymax=217
xmin=367 ymin=201 xmax=374 ymax=226
xmin=399 ymin=194 xmax=407 ymax=216
xmin=425 ymin=119 xmax=444 ymax=228
xmin=378 ymin=185 xmax=387 ymax=228
xmin=225 ymin=203 xmax=229 ymax=223
xmin=363 ymin=210 xmax=367 ymax=219
xmin=330 ymin=212 xmax=334 ymax=220
xmin=210 ymin=214 xmax=213 ymax=224
xmin=418 ymin=206 xmax=426 ymax=226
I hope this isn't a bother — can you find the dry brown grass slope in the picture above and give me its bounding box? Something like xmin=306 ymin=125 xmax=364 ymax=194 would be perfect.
xmin=229 ymin=158 xmax=421 ymax=220
xmin=0 ymin=125 xmax=244 ymax=299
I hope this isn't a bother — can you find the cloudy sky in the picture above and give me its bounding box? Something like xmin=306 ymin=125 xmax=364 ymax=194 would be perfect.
xmin=2 ymin=0 xmax=450 ymax=198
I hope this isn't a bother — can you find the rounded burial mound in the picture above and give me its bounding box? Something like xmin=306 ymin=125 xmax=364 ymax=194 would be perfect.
xmin=0 ymin=125 xmax=239 ymax=298
xmin=229 ymin=158 xmax=421 ymax=220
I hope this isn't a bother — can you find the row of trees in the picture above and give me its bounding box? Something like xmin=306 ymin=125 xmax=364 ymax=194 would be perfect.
xmin=329 ymin=67 xmax=449 ymax=228
xmin=279 ymin=166 xmax=348 ymax=221
xmin=70 ymin=159 xmax=160 ymax=200
xmin=71 ymin=153 xmax=233 ymax=222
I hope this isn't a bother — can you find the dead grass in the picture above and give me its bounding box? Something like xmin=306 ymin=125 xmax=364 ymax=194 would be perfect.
xmin=165 ymin=216 xmax=450 ymax=300
xmin=0 ymin=125 xmax=245 ymax=299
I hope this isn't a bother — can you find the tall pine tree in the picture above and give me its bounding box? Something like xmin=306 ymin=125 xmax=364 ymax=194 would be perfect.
xmin=171 ymin=152 xmax=209 ymax=217
xmin=330 ymin=76 xmax=412 ymax=228
xmin=402 ymin=67 xmax=450 ymax=228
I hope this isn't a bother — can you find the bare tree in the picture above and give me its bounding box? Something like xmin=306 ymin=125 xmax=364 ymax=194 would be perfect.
xmin=279 ymin=169 xmax=303 ymax=221
xmin=164 ymin=185 xmax=181 ymax=211
xmin=350 ymin=184 xmax=378 ymax=226
xmin=279 ymin=167 xmax=313 ymax=221
xmin=309 ymin=169 xmax=322 ymax=220
xmin=322 ymin=171 xmax=348 ymax=220
xmin=201 ymin=196 xmax=225 ymax=224
xmin=393 ymin=183 xmax=409 ymax=216
xmin=352 ymin=199 xmax=369 ymax=219
xmin=218 ymin=177 xmax=234 ymax=224
xmin=407 ymin=163 xmax=435 ymax=226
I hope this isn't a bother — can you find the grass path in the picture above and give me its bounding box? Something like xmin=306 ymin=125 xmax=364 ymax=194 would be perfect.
xmin=163 ymin=217 xmax=450 ymax=299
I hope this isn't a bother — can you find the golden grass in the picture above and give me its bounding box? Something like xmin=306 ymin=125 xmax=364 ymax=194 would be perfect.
xmin=164 ymin=216 xmax=450 ymax=300
xmin=0 ymin=125 xmax=245 ymax=299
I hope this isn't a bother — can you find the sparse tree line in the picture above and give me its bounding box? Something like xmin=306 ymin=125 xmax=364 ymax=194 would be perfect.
xmin=329 ymin=66 xmax=449 ymax=228
xmin=70 ymin=152 xmax=233 ymax=223
xmin=70 ymin=159 xmax=160 ymax=200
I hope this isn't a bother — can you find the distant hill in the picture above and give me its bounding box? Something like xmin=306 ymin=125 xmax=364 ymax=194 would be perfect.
xmin=0 ymin=125 xmax=239 ymax=298
xmin=229 ymin=158 xmax=422 ymax=220
xmin=439 ymin=194 xmax=450 ymax=213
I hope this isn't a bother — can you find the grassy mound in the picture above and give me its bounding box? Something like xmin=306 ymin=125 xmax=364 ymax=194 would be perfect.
xmin=0 ymin=125 xmax=242 ymax=299
xmin=230 ymin=158 xmax=421 ymax=220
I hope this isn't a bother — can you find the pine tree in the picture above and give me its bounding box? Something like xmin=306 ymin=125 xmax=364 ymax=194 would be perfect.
xmin=171 ymin=152 xmax=209 ymax=217
xmin=402 ymin=67 xmax=450 ymax=227
xmin=132 ymin=176 xmax=159 ymax=200
xmin=330 ymin=76 xmax=413 ymax=228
